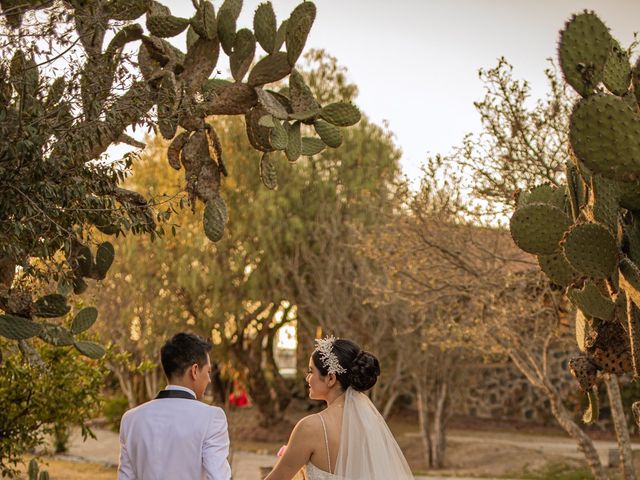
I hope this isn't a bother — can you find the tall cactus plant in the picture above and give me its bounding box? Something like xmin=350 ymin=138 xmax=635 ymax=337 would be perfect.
xmin=509 ymin=11 xmax=640 ymax=421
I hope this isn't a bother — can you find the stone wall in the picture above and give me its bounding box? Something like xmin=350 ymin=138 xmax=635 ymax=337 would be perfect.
xmin=456 ymin=346 xmax=577 ymax=424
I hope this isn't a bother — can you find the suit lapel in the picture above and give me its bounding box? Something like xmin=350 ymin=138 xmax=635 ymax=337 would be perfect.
xmin=155 ymin=390 xmax=196 ymax=400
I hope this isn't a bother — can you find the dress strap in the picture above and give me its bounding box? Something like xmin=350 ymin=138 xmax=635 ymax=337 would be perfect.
xmin=318 ymin=414 xmax=332 ymax=474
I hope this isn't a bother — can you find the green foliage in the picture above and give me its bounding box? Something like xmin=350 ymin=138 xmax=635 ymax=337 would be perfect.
xmin=102 ymin=394 xmax=130 ymax=432
xmin=0 ymin=340 xmax=105 ymax=477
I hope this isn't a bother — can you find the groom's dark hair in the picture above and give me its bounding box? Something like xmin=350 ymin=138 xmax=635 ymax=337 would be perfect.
xmin=161 ymin=332 xmax=213 ymax=380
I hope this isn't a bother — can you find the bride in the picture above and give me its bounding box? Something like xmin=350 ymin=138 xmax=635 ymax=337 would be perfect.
xmin=264 ymin=336 xmax=414 ymax=480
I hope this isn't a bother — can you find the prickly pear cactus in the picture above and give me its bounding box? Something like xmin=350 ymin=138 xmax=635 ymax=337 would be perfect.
xmin=510 ymin=10 xmax=640 ymax=422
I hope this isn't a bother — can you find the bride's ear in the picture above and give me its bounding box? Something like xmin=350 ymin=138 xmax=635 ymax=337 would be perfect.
xmin=327 ymin=373 xmax=337 ymax=388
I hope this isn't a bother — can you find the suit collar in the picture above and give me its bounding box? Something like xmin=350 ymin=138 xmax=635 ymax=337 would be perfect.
xmin=156 ymin=385 xmax=197 ymax=400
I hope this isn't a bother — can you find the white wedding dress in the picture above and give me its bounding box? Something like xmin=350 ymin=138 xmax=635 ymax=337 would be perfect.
xmin=304 ymin=387 xmax=414 ymax=480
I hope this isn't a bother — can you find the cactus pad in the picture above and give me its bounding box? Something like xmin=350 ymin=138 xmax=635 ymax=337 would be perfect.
xmin=558 ymin=11 xmax=612 ymax=97
xmin=245 ymin=106 xmax=274 ymax=152
xmin=203 ymin=194 xmax=227 ymax=242
xmin=620 ymin=257 xmax=640 ymax=308
xmin=538 ymin=252 xmax=579 ymax=287
xmin=33 ymin=294 xmax=70 ymax=318
xmin=320 ymin=102 xmax=361 ymax=127
xmin=603 ymin=40 xmax=631 ymax=96
xmin=254 ymin=2 xmax=277 ymax=53
xmin=74 ymin=341 xmax=106 ymax=359
xmin=301 ymin=137 xmax=326 ymax=156
xmin=285 ymin=121 xmax=301 ymax=161
xmin=562 ymin=222 xmax=618 ymax=278
xmin=147 ymin=15 xmax=190 ymax=38
xmin=260 ymin=152 xmax=278 ymax=190
xmin=570 ymin=94 xmax=640 ymax=182
xmin=270 ymin=120 xmax=288 ymax=150
xmin=95 ymin=242 xmax=115 ymax=280
xmin=182 ymin=37 xmax=220 ymax=95
xmin=168 ymin=131 xmax=189 ymax=170
xmin=568 ymin=282 xmax=615 ymax=320
xmin=256 ymin=88 xmax=289 ymax=120
xmin=248 ymin=52 xmax=292 ymax=87
xmin=313 ymin=119 xmax=342 ymax=148
xmin=39 ymin=325 xmax=74 ymax=347
xmin=230 ymin=29 xmax=256 ymax=82
xmin=289 ymin=69 xmax=319 ymax=116
xmin=0 ymin=314 xmax=42 ymax=340
xmin=583 ymin=387 xmax=599 ymax=424
xmin=106 ymin=0 xmax=149 ymax=21
xmin=569 ymin=356 xmax=598 ymax=391
xmin=71 ymin=307 xmax=99 ymax=335
xmin=509 ymin=203 xmax=572 ymax=255
xmin=217 ymin=0 xmax=242 ymax=55
xmin=285 ymin=2 xmax=316 ymax=66
xmin=191 ymin=1 xmax=217 ymax=40
xmin=575 ymin=310 xmax=589 ymax=352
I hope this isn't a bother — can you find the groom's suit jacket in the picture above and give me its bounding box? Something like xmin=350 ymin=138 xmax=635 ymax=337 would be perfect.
xmin=117 ymin=386 xmax=232 ymax=480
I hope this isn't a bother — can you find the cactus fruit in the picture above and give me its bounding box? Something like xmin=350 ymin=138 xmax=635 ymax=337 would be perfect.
xmin=0 ymin=314 xmax=42 ymax=340
xmin=558 ymin=11 xmax=612 ymax=97
xmin=254 ymin=2 xmax=277 ymax=54
xmin=570 ymin=95 xmax=640 ymax=182
xmin=561 ymin=223 xmax=618 ymax=278
xmin=203 ymin=194 xmax=228 ymax=242
xmin=509 ymin=203 xmax=572 ymax=255
xmin=320 ymin=102 xmax=362 ymax=127
xmin=285 ymin=1 xmax=316 ymax=66
xmin=260 ymin=152 xmax=278 ymax=190
xmin=71 ymin=307 xmax=98 ymax=335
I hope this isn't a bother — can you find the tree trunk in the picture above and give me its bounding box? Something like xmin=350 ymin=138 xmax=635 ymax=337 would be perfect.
xmin=415 ymin=377 xmax=434 ymax=468
xmin=431 ymin=380 xmax=448 ymax=469
xmin=381 ymin=391 xmax=400 ymax=420
xmin=605 ymin=374 xmax=636 ymax=480
xmin=508 ymin=350 xmax=607 ymax=480
xmin=108 ymin=361 xmax=137 ymax=408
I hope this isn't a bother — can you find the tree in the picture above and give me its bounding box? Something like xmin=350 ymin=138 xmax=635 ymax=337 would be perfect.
xmin=92 ymin=50 xmax=398 ymax=428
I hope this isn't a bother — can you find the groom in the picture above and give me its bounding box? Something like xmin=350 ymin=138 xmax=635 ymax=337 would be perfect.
xmin=118 ymin=332 xmax=232 ymax=480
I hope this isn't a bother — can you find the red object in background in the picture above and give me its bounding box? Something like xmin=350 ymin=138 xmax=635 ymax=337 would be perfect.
xmin=229 ymin=381 xmax=250 ymax=407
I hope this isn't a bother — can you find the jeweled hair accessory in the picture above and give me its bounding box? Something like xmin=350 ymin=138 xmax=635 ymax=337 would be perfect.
xmin=314 ymin=335 xmax=347 ymax=375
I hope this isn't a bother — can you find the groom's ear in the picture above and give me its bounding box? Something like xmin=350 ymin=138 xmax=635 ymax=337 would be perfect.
xmin=189 ymin=363 xmax=199 ymax=380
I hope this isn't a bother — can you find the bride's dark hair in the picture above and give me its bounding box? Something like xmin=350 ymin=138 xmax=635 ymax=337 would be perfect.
xmin=312 ymin=338 xmax=381 ymax=392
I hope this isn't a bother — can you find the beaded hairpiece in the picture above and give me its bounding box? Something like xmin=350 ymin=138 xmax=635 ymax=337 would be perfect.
xmin=314 ymin=335 xmax=347 ymax=375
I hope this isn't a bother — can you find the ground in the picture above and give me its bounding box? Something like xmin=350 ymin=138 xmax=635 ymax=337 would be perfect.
xmin=12 ymin=406 xmax=640 ymax=479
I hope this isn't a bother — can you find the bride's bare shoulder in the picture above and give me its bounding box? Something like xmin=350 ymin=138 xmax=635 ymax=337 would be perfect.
xmin=294 ymin=413 xmax=323 ymax=432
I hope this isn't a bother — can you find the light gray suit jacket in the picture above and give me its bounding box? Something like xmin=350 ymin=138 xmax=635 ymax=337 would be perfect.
xmin=118 ymin=387 xmax=231 ymax=480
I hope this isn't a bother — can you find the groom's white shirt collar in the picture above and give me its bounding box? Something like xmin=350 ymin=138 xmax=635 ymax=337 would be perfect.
xmin=165 ymin=384 xmax=196 ymax=398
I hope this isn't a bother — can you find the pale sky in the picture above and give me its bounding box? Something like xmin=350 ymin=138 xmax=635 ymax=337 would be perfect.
xmin=156 ymin=1 xmax=640 ymax=182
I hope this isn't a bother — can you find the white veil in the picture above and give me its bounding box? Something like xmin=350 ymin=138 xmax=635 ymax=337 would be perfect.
xmin=334 ymin=387 xmax=414 ymax=479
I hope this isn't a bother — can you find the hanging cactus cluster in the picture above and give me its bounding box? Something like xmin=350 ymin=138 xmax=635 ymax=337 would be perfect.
xmin=139 ymin=0 xmax=362 ymax=242
xmin=509 ymin=10 xmax=640 ymax=422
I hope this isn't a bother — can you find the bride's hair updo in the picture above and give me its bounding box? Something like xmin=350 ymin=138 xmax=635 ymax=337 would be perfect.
xmin=312 ymin=338 xmax=381 ymax=392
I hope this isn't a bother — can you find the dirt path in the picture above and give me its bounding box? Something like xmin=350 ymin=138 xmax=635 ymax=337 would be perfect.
xmin=60 ymin=426 xmax=638 ymax=479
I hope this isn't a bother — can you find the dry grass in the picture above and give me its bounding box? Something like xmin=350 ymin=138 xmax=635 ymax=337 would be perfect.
xmin=16 ymin=457 xmax=116 ymax=480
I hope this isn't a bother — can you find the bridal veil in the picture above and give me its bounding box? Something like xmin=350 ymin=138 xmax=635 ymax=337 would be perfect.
xmin=334 ymin=387 xmax=414 ymax=479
